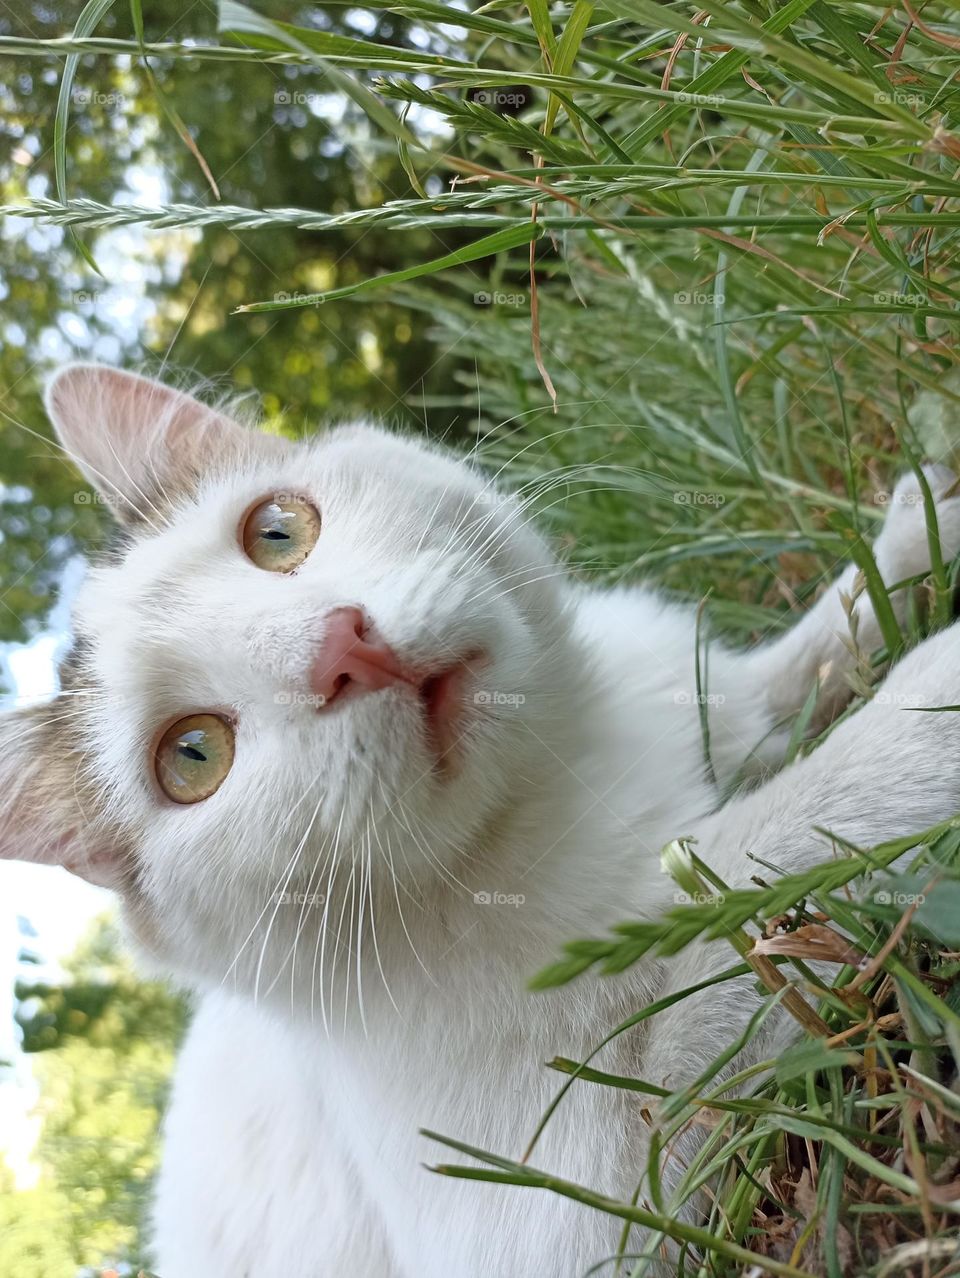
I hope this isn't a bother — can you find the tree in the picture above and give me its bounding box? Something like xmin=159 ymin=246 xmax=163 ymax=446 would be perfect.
xmin=0 ymin=1 xmax=469 ymax=641
xmin=10 ymin=914 xmax=186 ymax=1272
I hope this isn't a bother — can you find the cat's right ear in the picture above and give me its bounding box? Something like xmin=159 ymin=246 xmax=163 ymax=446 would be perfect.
xmin=44 ymin=363 xmax=274 ymax=525
xmin=0 ymin=700 xmax=124 ymax=889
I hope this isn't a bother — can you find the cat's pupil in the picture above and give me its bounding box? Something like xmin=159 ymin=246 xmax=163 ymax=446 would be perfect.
xmin=179 ymin=745 xmax=207 ymax=762
xmin=263 ymin=529 xmax=290 ymax=541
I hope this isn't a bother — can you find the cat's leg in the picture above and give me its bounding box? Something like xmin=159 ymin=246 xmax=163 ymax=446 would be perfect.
xmin=739 ymin=465 xmax=960 ymax=737
xmin=153 ymin=993 xmax=399 ymax=1277
xmin=636 ymin=621 xmax=960 ymax=1169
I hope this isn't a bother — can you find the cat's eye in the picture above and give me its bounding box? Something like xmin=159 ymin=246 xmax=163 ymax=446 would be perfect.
xmin=242 ymin=495 xmax=321 ymax=573
xmin=154 ymin=714 xmax=235 ymax=804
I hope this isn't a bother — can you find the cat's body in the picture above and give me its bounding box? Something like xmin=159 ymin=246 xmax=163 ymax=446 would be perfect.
xmin=4 ymin=365 xmax=960 ymax=1277
xmin=154 ymin=592 xmax=762 ymax=1277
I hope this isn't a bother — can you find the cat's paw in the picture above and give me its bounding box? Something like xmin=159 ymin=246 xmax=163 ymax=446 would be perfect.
xmin=874 ymin=464 xmax=960 ymax=586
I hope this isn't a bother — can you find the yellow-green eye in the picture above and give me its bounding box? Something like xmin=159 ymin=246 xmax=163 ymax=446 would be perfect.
xmin=242 ymin=496 xmax=321 ymax=573
xmin=155 ymin=714 xmax=235 ymax=804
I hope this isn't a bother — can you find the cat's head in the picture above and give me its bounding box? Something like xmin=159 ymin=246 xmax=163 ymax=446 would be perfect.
xmin=0 ymin=367 xmax=577 ymax=1004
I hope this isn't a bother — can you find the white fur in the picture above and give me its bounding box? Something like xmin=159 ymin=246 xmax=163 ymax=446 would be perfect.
xmin=14 ymin=369 xmax=960 ymax=1276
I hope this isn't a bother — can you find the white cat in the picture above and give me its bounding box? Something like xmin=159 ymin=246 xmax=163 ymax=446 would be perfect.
xmin=3 ymin=364 xmax=959 ymax=1276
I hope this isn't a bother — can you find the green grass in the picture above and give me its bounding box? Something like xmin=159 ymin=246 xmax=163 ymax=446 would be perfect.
xmin=5 ymin=0 xmax=960 ymax=1273
xmin=426 ymin=825 xmax=960 ymax=1276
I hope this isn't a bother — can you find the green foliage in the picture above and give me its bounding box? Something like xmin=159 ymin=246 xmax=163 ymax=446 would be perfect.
xmin=4 ymin=0 xmax=960 ymax=639
xmin=16 ymin=918 xmax=188 ymax=1056
xmin=6 ymin=916 xmax=186 ymax=1274
xmin=0 ymin=1165 xmax=77 ymax=1274
xmin=428 ymin=826 xmax=960 ymax=1276
xmin=532 ymin=823 xmax=960 ymax=988
xmin=0 ymin=0 xmax=471 ymax=641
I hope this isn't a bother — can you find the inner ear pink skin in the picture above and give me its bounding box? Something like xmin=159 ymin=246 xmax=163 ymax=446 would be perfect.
xmin=55 ymin=830 xmax=124 ymax=890
xmin=44 ymin=363 xmax=281 ymax=525
xmin=61 ymin=850 xmax=124 ymax=891
xmin=0 ymin=824 xmax=122 ymax=891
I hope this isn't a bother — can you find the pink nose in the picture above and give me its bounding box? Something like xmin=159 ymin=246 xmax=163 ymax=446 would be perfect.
xmin=309 ymin=607 xmax=410 ymax=706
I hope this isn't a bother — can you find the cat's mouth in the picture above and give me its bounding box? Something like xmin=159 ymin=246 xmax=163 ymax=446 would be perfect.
xmin=313 ymin=643 xmax=487 ymax=771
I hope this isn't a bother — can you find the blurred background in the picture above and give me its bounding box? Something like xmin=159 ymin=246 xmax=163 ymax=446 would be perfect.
xmin=2 ymin=0 xmax=959 ymax=1271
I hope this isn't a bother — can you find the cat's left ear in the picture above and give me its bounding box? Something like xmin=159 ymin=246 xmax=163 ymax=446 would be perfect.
xmin=0 ymin=702 xmax=123 ymax=889
xmin=45 ymin=363 xmax=277 ymax=525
